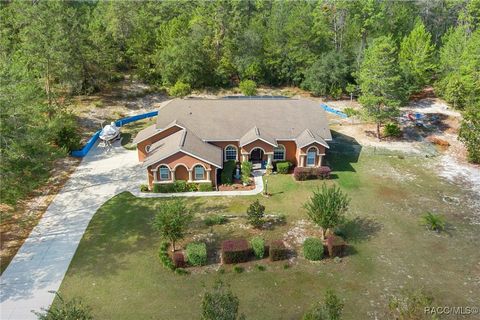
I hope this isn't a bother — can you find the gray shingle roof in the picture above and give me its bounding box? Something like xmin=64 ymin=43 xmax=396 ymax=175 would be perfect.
xmin=143 ymin=129 xmax=223 ymax=168
xmin=153 ymin=98 xmax=332 ymax=142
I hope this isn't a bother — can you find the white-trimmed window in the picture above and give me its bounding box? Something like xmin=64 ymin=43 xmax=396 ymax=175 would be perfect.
xmin=145 ymin=144 xmax=151 ymax=153
xmin=273 ymin=145 xmax=286 ymax=161
xmin=194 ymin=165 xmax=205 ymax=180
xmin=159 ymin=166 xmax=170 ymax=181
xmin=306 ymin=147 xmax=317 ymax=167
xmin=225 ymin=145 xmax=237 ymax=161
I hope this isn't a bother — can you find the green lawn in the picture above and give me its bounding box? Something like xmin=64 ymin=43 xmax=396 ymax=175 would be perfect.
xmin=57 ymin=150 xmax=480 ymax=319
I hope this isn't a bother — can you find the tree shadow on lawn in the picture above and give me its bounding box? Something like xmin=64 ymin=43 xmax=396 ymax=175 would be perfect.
xmin=68 ymin=193 xmax=158 ymax=277
xmin=326 ymin=130 xmax=362 ymax=173
xmin=338 ymin=216 xmax=382 ymax=244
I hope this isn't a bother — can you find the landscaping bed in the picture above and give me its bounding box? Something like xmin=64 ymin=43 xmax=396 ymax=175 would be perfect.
xmin=218 ymin=178 xmax=256 ymax=191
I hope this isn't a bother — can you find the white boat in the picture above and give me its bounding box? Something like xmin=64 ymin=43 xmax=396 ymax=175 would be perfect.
xmin=99 ymin=122 xmax=121 ymax=142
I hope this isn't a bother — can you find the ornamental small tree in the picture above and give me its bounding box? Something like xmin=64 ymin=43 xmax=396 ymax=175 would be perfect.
xmin=152 ymin=199 xmax=192 ymax=252
xmin=304 ymin=184 xmax=350 ymax=239
xmin=202 ymin=281 xmax=243 ymax=320
xmin=246 ymin=199 xmax=265 ymax=228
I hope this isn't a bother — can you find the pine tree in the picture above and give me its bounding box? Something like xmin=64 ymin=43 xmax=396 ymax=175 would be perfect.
xmin=399 ymin=20 xmax=436 ymax=95
xmin=358 ymin=36 xmax=403 ymax=139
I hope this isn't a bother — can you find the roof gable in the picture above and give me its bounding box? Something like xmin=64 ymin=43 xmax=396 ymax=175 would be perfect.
xmin=239 ymin=126 xmax=277 ymax=147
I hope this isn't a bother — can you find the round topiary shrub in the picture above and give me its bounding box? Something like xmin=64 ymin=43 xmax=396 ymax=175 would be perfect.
xmin=303 ymin=238 xmax=324 ymax=261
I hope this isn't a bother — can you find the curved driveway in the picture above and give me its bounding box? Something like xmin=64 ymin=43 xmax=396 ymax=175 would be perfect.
xmin=0 ymin=142 xmax=264 ymax=319
xmin=0 ymin=143 xmax=144 ymax=319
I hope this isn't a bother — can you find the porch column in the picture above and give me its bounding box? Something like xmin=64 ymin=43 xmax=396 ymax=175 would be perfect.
xmin=188 ymin=169 xmax=193 ymax=182
xmin=318 ymin=155 xmax=323 ymax=167
xmin=206 ymin=169 xmax=211 ymax=181
xmin=241 ymin=153 xmax=248 ymax=162
xmin=300 ymin=155 xmax=305 ymax=167
xmin=152 ymin=169 xmax=158 ymax=183
xmin=267 ymin=153 xmax=273 ymax=167
xmin=170 ymin=169 xmax=175 ymax=182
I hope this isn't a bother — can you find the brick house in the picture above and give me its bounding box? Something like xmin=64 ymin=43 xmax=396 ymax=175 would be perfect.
xmin=133 ymin=98 xmax=332 ymax=189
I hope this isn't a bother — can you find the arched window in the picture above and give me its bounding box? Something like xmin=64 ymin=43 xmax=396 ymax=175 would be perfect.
xmin=273 ymin=144 xmax=286 ymax=161
xmin=306 ymin=147 xmax=317 ymax=167
xmin=225 ymin=145 xmax=237 ymax=161
xmin=194 ymin=165 xmax=205 ymax=180
xmin=158 ymin=165 xmax=170 ymax=181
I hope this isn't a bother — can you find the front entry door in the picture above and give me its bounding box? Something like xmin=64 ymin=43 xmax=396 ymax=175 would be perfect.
xmin=250 ymin=148 xmax=264 ymax=162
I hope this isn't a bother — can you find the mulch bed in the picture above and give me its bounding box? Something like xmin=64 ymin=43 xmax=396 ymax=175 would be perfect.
xmin=218 ymin=178 xmax=255 ymax=191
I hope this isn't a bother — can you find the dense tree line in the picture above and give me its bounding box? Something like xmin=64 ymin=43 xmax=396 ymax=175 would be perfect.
xmin=1 ymin=0 xmax=479 ymax=207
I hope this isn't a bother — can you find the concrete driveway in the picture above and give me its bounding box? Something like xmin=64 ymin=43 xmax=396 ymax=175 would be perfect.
xmin=0 ymin=142 xmax=145 ymax=320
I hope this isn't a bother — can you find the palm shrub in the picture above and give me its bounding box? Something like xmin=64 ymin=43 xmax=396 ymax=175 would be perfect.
xmin=241 ymin=161 xmax=253 ymax=184
xmin=247 ymin=199 xmax=265 ymax=228
xmin=303 ymin=289 xmax=343 ymax=320
xmin=304 ymin=184 xmax=350 ymax=239
xmin=421 ymin=212 xmax=446 ymax=232
xmin=202 ymin=281 xmax=242 ymax=320
xmin=34 ymin=292 xmax=93 ymax=320
xmin=250 ymin=236 xmax=265 ymax=259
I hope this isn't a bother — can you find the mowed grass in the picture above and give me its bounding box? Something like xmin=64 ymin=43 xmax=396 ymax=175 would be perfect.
xmin=57 ymin=150 xmax=480 ymax=319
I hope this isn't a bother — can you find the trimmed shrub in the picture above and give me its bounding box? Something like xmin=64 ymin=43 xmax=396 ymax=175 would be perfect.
xmin=269 ymin=240 xmax=288 ymax=261
xmin=153 ymin=183 xmax=175 ymax=193
xmin=159 ymin=241 xmax=175 ymax=271
xmin=168 ymin=81 xmax=191 ymax=97
xmin=233 ymin=265 xmax=244 ymax=273
xmin=239 ymin=80 xmax=257 ymax=96
xmin=241 ymin=161 xmax=253 ymax=184
xmin=293 ymin=166 xmax=331 ymax=181
xmin=186 ymin=242 xmax=207 ymax=266
xmin=204 ymin=214 xmax=228 ymax=226
xmin=303 ymin=238 xmax=324 ymax=261
xmin=383 ymin=122 xmax=402 ymax=137
xmin=325 ymin=235 xmax=347 ymax=258
xmin=198 ymin=183 xmax=213 ymax=191
xmin=186 ymin=183 xmax=198 ymax=192
xmin=221 ymin=239 xmax=252 ymax=264
xmin=173 ymin=251 xmax=186 ymax=268
xmin=247 ymin=199 xmax=265 ymax=228
xmin=221 ymin=160 xmax=236 ymax=184
xmin=276 ymin=161 xmax=292 ymax=174
xmin=140 ymin=184 xmax=149 ymax=192
xmin=173 ymin=180 xmax=187 ymax=192
xmin=250 ymin=237 xmax=265 ymax=259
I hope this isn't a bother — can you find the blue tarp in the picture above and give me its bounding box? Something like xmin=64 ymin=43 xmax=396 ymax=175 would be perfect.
xmin=320 ymin=103 xmax=348 ymax=118
xmin=71 ymin=110 xmax=159 ymax=158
